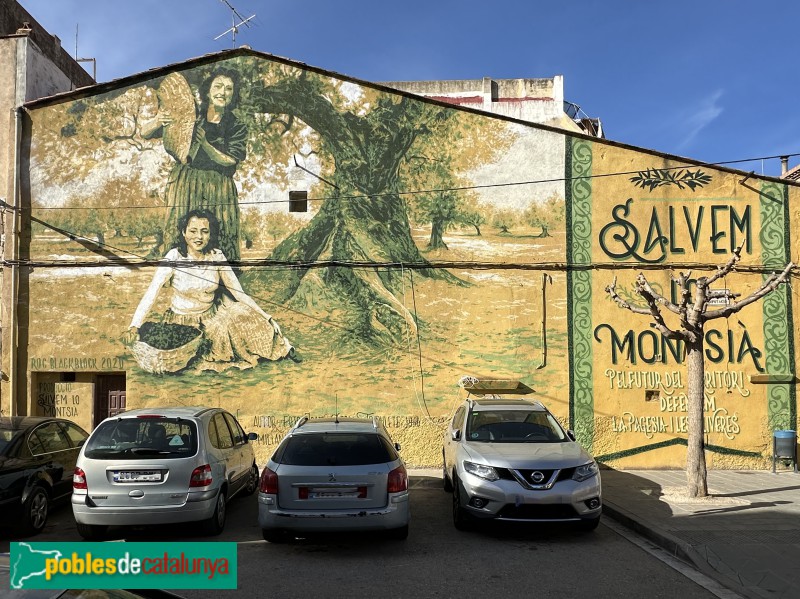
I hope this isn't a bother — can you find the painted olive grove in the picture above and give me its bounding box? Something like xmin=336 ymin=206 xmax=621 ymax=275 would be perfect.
xmin=18 ymin=50 xmax=798 ymax=468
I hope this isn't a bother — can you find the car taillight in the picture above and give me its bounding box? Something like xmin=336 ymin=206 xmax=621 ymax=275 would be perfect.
xmin=259 ymin=467 xmax=278 ymax=494
xmin=387 ymin=465 xmax=408 ymax=493
xmin=190 ymin=464 xmax=213 ymax=487
xmin=73 ymin=467 xmax=87 ymax=490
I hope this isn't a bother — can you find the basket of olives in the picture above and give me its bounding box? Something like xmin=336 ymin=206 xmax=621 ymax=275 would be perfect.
xmin=131 ymin=322 xmax=202 ymax=374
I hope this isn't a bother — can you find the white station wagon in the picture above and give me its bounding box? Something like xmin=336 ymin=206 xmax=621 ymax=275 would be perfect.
xmin=258 ymin=417 xmax=410 ymax=542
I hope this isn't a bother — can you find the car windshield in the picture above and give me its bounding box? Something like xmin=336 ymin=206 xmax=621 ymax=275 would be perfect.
xmin=466 ymin=410 xmax=567 ymax=443
xmin=277 ymin=433 xmax=397 ymax=466
xmin=84 ymin=418 xmax=198 ymax=459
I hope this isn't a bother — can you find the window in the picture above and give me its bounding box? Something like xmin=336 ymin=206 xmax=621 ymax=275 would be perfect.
xmin=467 ymin=410 xmax=566 ymax=442
xmin=223 ymin=412 xmax=244 ymax=446
xmin=30 ymin=422 xmax=70 ymax=454
xmin=211 ymin=413 xmax=234 ymax=449
xmin=59 ymin=422 xmax=88 ymax=447
xmin=279 ymin=433 xmax=394 ymax=466
xmin=83 ymin=418 xmax=197 ymax=459
xmin=289 ymin=190 xmax=308 ymax=213
xmin=452 ymin=407 xmax=465 ymax=430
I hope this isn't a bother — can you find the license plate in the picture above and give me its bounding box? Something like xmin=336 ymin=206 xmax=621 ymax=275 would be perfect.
xmin=113 ymin=470 xmax=162 ymax=482
xmin=310 ymin=490 xmax=357 ymax=498
xmin=304 ymin=487 xmax=366 ymax=499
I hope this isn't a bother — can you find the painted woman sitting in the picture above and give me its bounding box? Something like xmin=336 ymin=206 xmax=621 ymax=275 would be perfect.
xmin=123 ymin=209 xmax=299 ymax=371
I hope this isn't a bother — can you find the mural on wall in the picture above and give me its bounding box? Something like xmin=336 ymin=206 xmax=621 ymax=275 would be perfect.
xmin=568 ymin=137 xmax=797 ymax=469
xmin=22 ymin=51 xmax=796 ymax=468
xmin=24 ymin=52 xmax=569 ymax=465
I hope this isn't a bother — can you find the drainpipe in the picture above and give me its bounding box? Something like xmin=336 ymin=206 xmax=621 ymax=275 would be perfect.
xmin=537 ymin=273 xmax=553 ymax=369
xmin=9 ymin=107 xmax=23 ymax=416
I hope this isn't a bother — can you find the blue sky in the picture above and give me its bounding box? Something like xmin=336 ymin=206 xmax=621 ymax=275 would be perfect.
xmin=19 ymin=0 xmax=800 ymax=178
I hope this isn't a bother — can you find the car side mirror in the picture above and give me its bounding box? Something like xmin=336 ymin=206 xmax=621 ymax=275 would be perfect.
xmin=395 ymin=442 xmax=401 ymax=451
xmin=566 ymin=430 xmax=576 ymax=441
xmin=247 ymin=432 xmax=258 ymax=443
xmin=451 ymin=429 xmax=461 ymax=441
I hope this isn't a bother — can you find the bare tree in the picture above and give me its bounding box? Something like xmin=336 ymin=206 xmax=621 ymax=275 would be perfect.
xmin=606 ymin=242 xmax=793 ymax=497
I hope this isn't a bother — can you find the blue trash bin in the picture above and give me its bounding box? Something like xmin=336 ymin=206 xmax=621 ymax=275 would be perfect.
xmin=773 ymin=430 xmax=798 ymax=473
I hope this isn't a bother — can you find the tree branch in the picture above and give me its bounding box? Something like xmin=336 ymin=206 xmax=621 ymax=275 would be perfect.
xmin=704 ymin=263 xmax=794 ymax=320
xmin=706 ymin=237 xmax=745 ymax=285
xmin=634 ymin=274 xmax=683 ymax=339
xmin=673 ymin=271 xmax=693 ymax=330
xmin=606 ymin=277 xmax=651 ymax=315
xmin=637 ymin=273 xmax=681 ymax=314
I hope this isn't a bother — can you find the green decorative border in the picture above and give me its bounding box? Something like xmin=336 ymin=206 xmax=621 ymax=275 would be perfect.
xmin=566 ymin=137 xmax=594 ymax=450
xmin=759 ymin=181 xmax=796 ymax=431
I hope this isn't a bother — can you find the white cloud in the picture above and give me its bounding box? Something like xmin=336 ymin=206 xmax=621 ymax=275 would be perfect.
xmin=676 ymin=90 xmax=724 ymax=151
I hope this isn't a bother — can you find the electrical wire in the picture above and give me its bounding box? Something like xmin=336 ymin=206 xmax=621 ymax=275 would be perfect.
xmin=20 ymin=215 xmax=478 ymax=381
xmin=21 ymin=151 xmax=800 ymax=212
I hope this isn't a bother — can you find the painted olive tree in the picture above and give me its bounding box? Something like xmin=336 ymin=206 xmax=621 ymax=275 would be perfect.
xmin=241 ymin=60 xmax=511 ymax=347
xmin=606 ymin=244 xmax=793 ymax=497
xmin=29 ymin=54 xmax=516 ymax=350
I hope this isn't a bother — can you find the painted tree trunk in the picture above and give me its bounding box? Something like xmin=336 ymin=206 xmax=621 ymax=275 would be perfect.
xmin=428 ymin=219 xmax=448 ymax=250
xmin=247 ymin=72 xmax=464 ymax=345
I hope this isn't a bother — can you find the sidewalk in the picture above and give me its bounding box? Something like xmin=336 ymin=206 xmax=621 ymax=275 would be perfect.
xmin=601 ymin=469 xmax=800 ymax=599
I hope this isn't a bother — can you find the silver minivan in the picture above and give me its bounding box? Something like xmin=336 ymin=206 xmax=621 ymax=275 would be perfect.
xmin=72 ymin=406 xmax=259 ymax=539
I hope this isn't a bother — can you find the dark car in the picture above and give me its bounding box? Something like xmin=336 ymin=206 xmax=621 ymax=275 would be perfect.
xmin=0 ymin=417 xmax=89 ymax=536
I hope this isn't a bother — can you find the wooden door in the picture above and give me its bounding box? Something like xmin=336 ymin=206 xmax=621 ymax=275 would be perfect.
xmin=95 ymin=375 xmax=127 ymax=427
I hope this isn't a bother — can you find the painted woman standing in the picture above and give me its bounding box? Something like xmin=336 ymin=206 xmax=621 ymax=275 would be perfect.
xmin=144 ymin=68 xmax=246 ymax=262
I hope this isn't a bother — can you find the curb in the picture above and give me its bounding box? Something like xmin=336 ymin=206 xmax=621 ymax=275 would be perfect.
xmin=602 ymin=500 xmax=757 ymax=599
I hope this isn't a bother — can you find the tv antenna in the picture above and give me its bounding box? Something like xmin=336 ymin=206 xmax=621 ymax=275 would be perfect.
xmin=74 ymin=24 xmax=97 ymax=81
xmin=214 ymin=0 xmax=255 ymax=48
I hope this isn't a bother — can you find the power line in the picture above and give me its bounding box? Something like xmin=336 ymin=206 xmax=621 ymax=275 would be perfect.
xmin=22 ymin=151 xmax=800 ymax=213
xmin=16 ymin=215 xmax=484 ymax=389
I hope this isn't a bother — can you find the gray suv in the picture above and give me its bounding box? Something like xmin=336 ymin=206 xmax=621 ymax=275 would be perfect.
xmin=72 ymin=406 xmax=259 ymax=539
xmin=443 ymin=382 xmax=602 ymax=531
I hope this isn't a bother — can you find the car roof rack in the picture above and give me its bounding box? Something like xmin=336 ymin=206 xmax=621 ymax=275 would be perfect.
xmin=462 ymin=379 xmax=534 ymax=396
xmin=291 ymin=416 xmax=309 ymax=431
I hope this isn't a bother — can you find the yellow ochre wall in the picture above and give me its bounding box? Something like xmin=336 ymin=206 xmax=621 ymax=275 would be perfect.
xmin=13 ymin=51 xmax=799 ymax=469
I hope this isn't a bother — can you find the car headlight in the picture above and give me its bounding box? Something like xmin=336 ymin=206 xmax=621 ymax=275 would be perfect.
xmin=573 ymin=461 xmax=599 ymax=482
xmin=463 ymin=461 xmax=499 ymax=481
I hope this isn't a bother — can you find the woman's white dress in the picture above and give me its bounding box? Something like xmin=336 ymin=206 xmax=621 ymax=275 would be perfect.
xmin=131 ymin=248 xmax=291 ymax=371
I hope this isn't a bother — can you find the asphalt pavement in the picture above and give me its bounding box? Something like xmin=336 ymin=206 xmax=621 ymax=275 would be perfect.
xmin=3 ymin=467 xmax=799 ymax=598
xmin=600 ymin=468 xmax=800 ymax=599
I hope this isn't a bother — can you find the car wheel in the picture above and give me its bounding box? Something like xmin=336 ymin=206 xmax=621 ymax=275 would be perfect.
xmin=386 ymin=524 xmax=409 ymax=540
xmin=452 ymin=475 xmax=472 ymax=531
xmin=19 ymin=486 xmax=49 ymax=536
xmin=262 ymin=528 xmax=289 ymax=543
xmin=203 ymin=490 xmax=227 ymax=536
xmin=76 ymin=522 xmax=108 ymax=540
xmin=578 ymin=515 xmax=601 ymax=531
xmin=243 ymin=464 xmax=259 ymax=496
xmin=442 ymin=453 xmax=453 ymax=493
